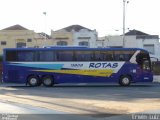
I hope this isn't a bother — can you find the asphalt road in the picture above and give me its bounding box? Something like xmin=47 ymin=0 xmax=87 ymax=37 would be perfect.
xmin=0 ymin=101 xmax=100 ymax=120
xmin=0 ymin=83 xmax=160 ymax=120
xmin=0 ymin=100 xmax=61 ymax=114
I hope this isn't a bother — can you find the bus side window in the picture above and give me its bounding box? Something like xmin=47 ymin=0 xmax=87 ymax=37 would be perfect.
xmin=114 ymin=51 xmax=125 ymax=61
xmin=17 ymin=51 xmax=35 ymax=61
xmin=95 ymin=51 xmax=108 ymax=61
xmin=75 ymin=51 xmax=93 ymax=61
xmin=105 ymin=51 xmax=114 ymax=61
xmin=6 ymin=51 xmax=17 ymax=61
xmin=105 ymin=54 xmax=113 ymax=61
xmin=39 ymin=51 xmax=56 ymax=61
xmin=119 ymin=54 xmax=125 ymax=61
xmin=57 ymin=51 xmax=74 ymax=61
xmin=83 ymin=51 xmax=93 ymax=61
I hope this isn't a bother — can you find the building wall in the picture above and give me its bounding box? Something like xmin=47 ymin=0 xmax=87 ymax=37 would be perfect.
xmin=98 ymin=35 xmax=160 ymax=59
xmin=96 ymin=37 xmax=105 ymax=48
xmin=103 ymin=36 xmax=138 ymax=48
xmin=33 ymin=38 xmax=54 ymax=48
xmin=73 ymin=29 xmax=97 ymax=48
xmin=0 ymin=30 xmax=34 ymax=54
xmin=139 ymin=38 xmax=160 ymax=59
xmin=0 ymin=30 xmax=54 ymax=54
xmin=34 ymin=33 xmax=54 ymax=47
xmin=51 ymin=30 xmax=73 ymax=46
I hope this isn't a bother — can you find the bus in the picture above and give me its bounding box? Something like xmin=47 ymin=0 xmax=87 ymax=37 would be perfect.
xmin=2 ymin=47 xmax=153 ymax=87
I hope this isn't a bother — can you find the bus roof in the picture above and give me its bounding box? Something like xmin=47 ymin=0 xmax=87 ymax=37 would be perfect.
xmin=3 ymin=47 xmax=148 ymax=52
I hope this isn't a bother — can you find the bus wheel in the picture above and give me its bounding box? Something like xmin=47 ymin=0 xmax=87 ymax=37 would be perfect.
xmin=119 ymin=75 xmax=131 ymax=86
xmin=27 ymin=75 xmax=40 ymax=87
xmin=42 ymin=76 xmax=54 ymax=87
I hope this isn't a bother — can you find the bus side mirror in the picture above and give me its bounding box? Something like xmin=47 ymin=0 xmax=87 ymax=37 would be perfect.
xmin=150 ymin=57 xmax=158 ymax=62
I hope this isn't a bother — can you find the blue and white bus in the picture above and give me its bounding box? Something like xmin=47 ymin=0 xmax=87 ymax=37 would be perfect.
xmin=3 ymin=47 xmax=153 ymax=86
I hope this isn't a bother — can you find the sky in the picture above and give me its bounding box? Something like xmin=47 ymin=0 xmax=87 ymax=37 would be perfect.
xmin=0 ymin=0 xmax=160 ymax=37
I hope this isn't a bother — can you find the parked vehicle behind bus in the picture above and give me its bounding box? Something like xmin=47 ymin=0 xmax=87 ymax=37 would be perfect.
xmin=3 ymin=47 xmax=153 ymax=86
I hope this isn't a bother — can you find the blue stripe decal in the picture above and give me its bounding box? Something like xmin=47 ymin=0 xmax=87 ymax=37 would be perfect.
xmin=10 ymin=63 xmax=63 ymax=70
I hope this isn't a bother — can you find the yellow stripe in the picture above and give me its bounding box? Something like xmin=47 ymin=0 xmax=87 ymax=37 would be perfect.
xmin=33 ymin=69 xmax=113 ymax=77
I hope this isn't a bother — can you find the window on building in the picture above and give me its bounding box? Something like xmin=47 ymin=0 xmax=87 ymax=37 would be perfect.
xmin=27 ymin=39 xmax=32 ymax=42
xmin=143 ymin=44 xmax=155 ymax=54
xmin=16 ymin=42 xmax=26 ymax=48
xmin=79 ymin=41 xmax=89 ymax=46
xmin=78 ymin=37 xmax=91 ymax=39
xmin=57 ymin=41 xmax=68 ymax=46
xmin=34 ymin=46 xmax=39 ymax=48
xmin=55 ymin=37 xmax=69 ymax=40
xmin=1 ymin=41 xmax=7 ymax=45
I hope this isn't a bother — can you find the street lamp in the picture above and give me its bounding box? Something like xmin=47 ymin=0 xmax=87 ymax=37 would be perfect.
xmin=43 ymin=12 xmax=47 ymax=46
xmin=123 ymin=0 xmax=129 ymax=48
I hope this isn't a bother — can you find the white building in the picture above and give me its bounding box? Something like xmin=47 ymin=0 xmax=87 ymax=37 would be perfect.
xmin=96 ymin=37 xmax=105 ymax=48
xmin=98 ymin=29 xmax=160 ymax=60
xmin=51 ymin=25 xmax=98 ymax=48
xmin=72 ymin=27 xmax=97 ymax=48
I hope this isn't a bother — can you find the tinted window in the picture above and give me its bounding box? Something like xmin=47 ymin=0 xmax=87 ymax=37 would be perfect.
xmin=136 ymin=51 xmax=150 ymax=65
xmin=94 ymin=51 xmax=105 ymax=61
xmin=75 ymin=51 xmax=93 ymax=61
xmin=114 ymin=51 xmax=125 ymax=61
xmin=124 ymin=51 xmax=135 ymax=61
xmin=114 ymin=50 xmax=135 ymax=61
xmin=105 ymin=51 xmax=114 ymax=61
xmin=94 ymin=51 xmax=114 ymax=61
xmin=94 ymin=50 xmax=134 ymax=61
xmin=17 ymin=51 xmax=35 ymax=61
xmin=94 ymin=51 xmax=113 ymax=61
xmin=57 ymin=51 xmax=74 ymax=61
xmin=38 ymin=51 xmax=56 ymax=61
xmin=6 ymin=50 xmax=35 ymax=61
xmin=6 ymin=51 xmax=17 ymax=61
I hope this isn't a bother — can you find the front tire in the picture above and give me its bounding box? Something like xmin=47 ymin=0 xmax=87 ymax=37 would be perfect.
xmin=27 ymin=75 xmax=40 ymax=87
xmin=119 ymin=75 xmax=131 ymax=86
xmin=42 ymin=75 xmax=54 ymax=87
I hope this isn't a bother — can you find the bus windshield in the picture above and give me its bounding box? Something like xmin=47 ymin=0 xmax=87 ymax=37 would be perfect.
xmin=136 ymin=52 xmax=151 ymax=71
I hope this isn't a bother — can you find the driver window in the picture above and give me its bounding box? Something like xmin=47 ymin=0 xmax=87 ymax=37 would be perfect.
xmin=143 ymin=60 xmax=150 ymax=70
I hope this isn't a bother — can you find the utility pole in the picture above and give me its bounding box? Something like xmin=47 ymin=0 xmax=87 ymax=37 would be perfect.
xmin=43 ymin=12 xmax=47 ymax=47
xmin=123 ymin=0 xmax=129 ymax=48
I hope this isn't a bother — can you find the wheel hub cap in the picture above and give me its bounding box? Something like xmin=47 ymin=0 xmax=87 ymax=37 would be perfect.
xmin=30 ymin=78 xmax=37 ymax=84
